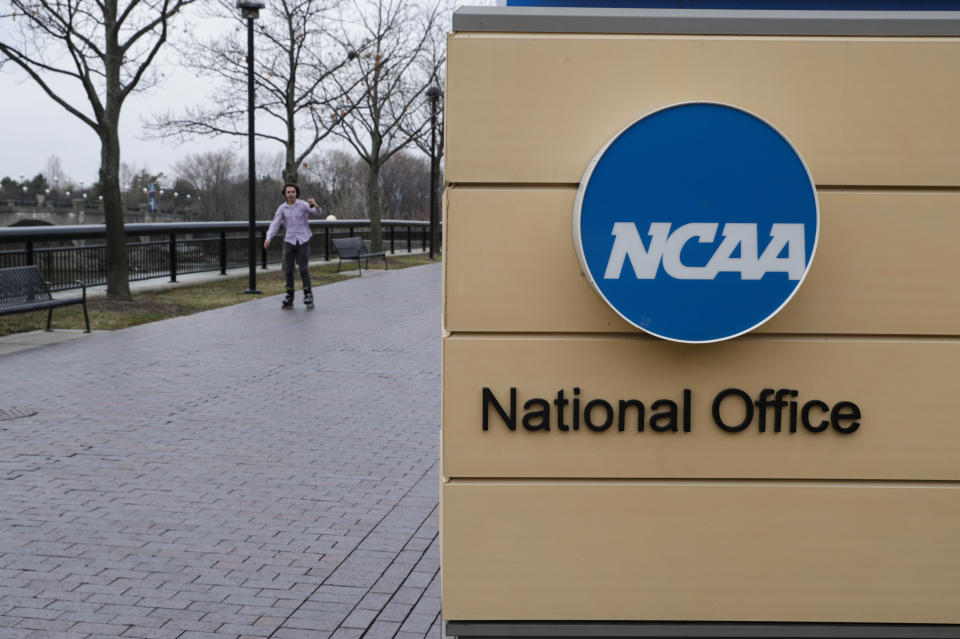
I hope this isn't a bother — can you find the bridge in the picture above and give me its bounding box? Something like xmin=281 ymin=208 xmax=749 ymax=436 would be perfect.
xmin=0 ymin=201 xmax=185 ymax=227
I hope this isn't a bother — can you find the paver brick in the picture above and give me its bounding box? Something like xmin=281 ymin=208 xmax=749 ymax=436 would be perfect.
xmin=0 ymin=265 xmax=443 ymax=638
xmin=400 ymin=612 xmax=438 ymax=634
xmin=282 ymin=611 xmax=345 ymax=631
xmin=119 ymin=626 xmax=184 ymax=639
xmin=272 ymin=628 xmax=330 ymax=639
xmin=12 ymin=619 xmax=74 ymax=633
xmin=377 ymin=601 xmax=414 ymax=623
xmin=4 ymin=609 xmax=60 ymax=622
xmin=341 ymin=607 xmax=378 ymax=629
xmin=391 ymin=586 xmax=426 ymax=606
xmin=22 ymin=631 xmax=88 ymax=639
xmin=216 ymin=622 xmax=274 ymax=636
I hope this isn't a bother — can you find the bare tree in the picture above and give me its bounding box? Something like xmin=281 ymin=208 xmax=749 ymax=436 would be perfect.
xmin=332 ymin=0 xmax=442 ymax=251
xmin=0 ymin=0 xmax=196 ymax=299
xmin=302 ymin=148 xmax=367 ymax=219
xmin=147 ymin=0 xmax=359 ymax=185
xmin=173 ymin=149 xmax=240 ymax=220
xmin=380 ymin=151 xmax=429 ymax=220
xmin=402 ymin=4 xmax=447 ymax=251
xmin=44 ymin=155 xmax=69 ymax=189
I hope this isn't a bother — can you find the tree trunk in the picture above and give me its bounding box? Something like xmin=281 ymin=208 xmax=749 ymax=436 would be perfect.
xmin=101 ymin=122 xmax=131 ymax=300
xmin=366 ymin=162 xmax=383 ymax=252
xmin=102 ymin=0 xmax=130 ymax=300
xmin=283 ymin=147 xmax=298 ymax=184
xmin=431 ymin=158 xmax=442 ymax=255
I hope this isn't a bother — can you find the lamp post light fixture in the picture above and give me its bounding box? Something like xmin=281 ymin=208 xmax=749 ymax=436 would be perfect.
xmin=238 ymin=0 xmax=265 ymax=294
xmin=426 ymin=85 xmax=443 ymax=260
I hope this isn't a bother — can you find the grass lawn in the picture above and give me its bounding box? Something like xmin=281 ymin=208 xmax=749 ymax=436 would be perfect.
xmin=0 ymin=254 xmax=434 ymax=337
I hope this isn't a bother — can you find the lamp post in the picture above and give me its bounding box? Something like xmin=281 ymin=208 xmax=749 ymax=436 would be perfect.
xmin=238 ymin=0 xmax=265 ymax=294
xmin=426 ymin=85 xmax=442 ymax=260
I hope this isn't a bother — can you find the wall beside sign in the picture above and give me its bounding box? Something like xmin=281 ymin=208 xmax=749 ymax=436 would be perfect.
xmin=441 ymin=6 xmax=960 ymax=636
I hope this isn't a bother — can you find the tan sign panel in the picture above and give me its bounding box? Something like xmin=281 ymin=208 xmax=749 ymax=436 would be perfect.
xmin=447 ymin=35 xmax=960 ymax=186
xmin=443 ymin=336 xmax=960 ymax=480
xmin=443 ymin=188 xmax=960 ymax=336
xmin=441 ymin=22 xmax=960 ymax=628
xmin=442 ymin=482 xmax=960 ymax=622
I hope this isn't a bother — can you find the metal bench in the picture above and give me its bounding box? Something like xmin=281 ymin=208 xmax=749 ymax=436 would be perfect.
xmin=332 ymin=236 xmax=388 ymax=276
xmin=0 ymin=265 xmax=90 ymax=332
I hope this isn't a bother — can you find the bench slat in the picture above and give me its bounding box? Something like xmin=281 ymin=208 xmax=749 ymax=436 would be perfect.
xmin=0 ymin=266 xmax=90 ymax=332
xmin=331 ymin=237 xmax=388 ymax=275
xmin=0 ymin=265 xmax=54 ymax=311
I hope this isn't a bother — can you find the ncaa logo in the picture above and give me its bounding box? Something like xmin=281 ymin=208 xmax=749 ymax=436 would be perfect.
xmin=573 ymin=103 xmax=819 ymax=343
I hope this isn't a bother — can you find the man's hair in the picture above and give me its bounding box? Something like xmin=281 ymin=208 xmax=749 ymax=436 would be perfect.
xmin=282 ymin=182 xmax=300 ymax=197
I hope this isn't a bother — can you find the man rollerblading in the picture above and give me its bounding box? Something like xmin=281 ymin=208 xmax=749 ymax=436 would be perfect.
xmin=263 ymin=182 xmax=323 ymax=311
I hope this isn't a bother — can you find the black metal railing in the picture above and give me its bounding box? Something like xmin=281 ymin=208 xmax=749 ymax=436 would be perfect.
xmin=0 ymin=219 xmax=435 ymax=292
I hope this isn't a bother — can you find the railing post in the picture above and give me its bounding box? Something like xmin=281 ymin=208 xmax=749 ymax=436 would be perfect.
xmin=407 ymin=226 xmax=413 ymax=253
xmin=260 ymin=229 xmax=268 ymax=269
xmin=219 ymin=232 xmax=227 ymax=275
xmin=169 ymin=232 xmax=177 ymax=283
xmin=390 ymin=225 xmax=395 ymax=254
xmin=26 ymin=239 xmax=34 ymax=266
xmin=324 ymin=227 xmax=330 ymax=261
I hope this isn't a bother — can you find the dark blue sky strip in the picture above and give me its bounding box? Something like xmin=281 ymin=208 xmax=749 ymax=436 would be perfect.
xmin=505 ymin=1 xmax=960 ymax=8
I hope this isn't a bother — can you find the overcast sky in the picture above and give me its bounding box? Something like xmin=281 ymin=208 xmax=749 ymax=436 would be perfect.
xmin=0 ymin=1 xmax=484 ymax=188
xmin=1 ymin=61 xmax=224 ymax=187
xmin=0 ymin=6 xmax=244 ymax=186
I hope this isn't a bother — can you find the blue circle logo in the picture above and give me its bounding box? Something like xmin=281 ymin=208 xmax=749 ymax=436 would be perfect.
xmin=574 ymin=103 xmax=819 ymax=343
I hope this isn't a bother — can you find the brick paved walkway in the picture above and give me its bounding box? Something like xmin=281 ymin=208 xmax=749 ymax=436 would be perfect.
xmin=0 ymin=264 xmax=443 ymax=639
